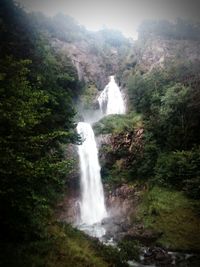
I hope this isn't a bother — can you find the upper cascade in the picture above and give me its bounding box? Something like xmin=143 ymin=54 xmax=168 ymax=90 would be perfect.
xmin=98 ymin=75 xmax=125 ymax=115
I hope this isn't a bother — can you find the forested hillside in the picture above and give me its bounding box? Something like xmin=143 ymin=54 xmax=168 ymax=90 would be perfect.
xmin=94 ymin=19 xmax=200 ymax=256
xmin=117 ymin=19 xmax=200 ymax=195
xmin=0 ymin=1 xmax=133 ymax=266
xmin=1 ymin=0 xmax=200 ymax=266
xmin=0 ymin=1 xmax=113 ymax=266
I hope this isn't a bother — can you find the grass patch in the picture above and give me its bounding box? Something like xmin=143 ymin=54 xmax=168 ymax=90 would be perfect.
xmin=136 ymin=186 xmax=200 ymax=251
xmin=93 ymin=112 xmax=142 ymax=135
xmin=1 ymin=222 xmax=127 ymax=267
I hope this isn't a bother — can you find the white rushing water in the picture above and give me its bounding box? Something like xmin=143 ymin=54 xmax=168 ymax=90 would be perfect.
xmin=76 ymin=75 xmax=125 ymax=239
xmin=77 ymin=122 xmax=107 ymax=226
xmin=98 ymin=75 xmax=125 ymax=115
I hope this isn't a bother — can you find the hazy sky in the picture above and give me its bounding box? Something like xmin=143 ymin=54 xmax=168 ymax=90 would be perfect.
xmin=17 ymin=0 xmax=200 ymax=39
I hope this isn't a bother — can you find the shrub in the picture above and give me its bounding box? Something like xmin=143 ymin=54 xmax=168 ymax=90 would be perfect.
xmin=118 ymin=239 xmax=140 ymax=261
xmin=93 ymin=113 xmax=142 ymax=135
xmin=154 ymin=148 xmax=200 ymax=198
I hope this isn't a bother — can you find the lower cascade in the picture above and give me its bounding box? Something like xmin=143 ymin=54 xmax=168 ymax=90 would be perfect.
xmin=77 ymin=122 xmax=107 ymax=228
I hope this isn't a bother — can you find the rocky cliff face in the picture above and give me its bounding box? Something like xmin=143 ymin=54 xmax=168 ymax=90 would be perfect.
xmin=51 ymin=37 xmax=130 ymax=90
xmin=96 ymin=127 xmax=144 ymax=183
xmin=136 ymin=38 xmax=200 ymax=72
xmin=51 ymin=39 xmax=108 ymax=89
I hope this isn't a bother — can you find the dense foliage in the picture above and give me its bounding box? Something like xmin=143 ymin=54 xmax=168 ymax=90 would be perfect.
xmin=1 ymin=0 xmax=200 ymax=265
xmin=127 ymin=61 xmax=200 ymax=198
xmin=135 ymin=186 xmax=200 ymax=250
xmin=0 ymin=0 xmax=79 ymax=242
xmin=95 ymin=20 xmax=200 ymax=200
xmin=94 ymin=113 xmax=142 ymax=135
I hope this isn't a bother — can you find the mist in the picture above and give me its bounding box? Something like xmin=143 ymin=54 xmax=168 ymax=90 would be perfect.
xmin=17 ymin=0 xmax=200 ymax=38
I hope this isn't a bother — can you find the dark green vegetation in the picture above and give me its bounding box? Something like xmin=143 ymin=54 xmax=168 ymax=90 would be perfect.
xmin=135 ymin=186 xmax=200 ymax=251
xmin=1 ymin=0 xmax=200 ymax=265
xmin=0 ymin=1 xmax=136 ymax=266
xmin=127 ymin=63 xmax=200 ymax=198
xmin=95 ymin=20 xmax=200 ymax=252
xmin=94 ymin=113 xmax=142 ymax=135
xmin=97 ymin=22 xmax=200 ymax=197
xmin=0 ymin=0 xmax=80 ymax=242
xmin=0 ymin=1 xmax=110 ymax=266
xmin=1 ymin=222 xmax=132 ymax=267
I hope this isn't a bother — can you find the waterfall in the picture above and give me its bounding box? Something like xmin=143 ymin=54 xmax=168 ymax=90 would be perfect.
xmin=77 ymin=122 xmax=107 ymax=225
xmin=98 ymin=75 xmax=125 ymax=115
xmin=76 ymin=75 xmax=125 ymax=238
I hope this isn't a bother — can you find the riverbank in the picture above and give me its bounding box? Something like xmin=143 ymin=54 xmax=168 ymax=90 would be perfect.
xmin=55 ymin=181 xmax=200 ymax=266
xmin=103 ymin=183 xmax=200 ymax=251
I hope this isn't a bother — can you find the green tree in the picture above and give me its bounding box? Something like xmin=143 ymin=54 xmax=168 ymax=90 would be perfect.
xmin=0 ymin=57 xmax=77 ymax=241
